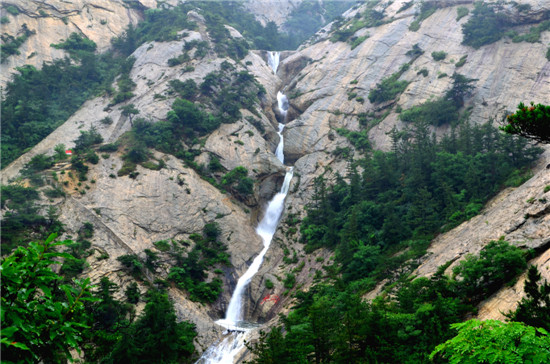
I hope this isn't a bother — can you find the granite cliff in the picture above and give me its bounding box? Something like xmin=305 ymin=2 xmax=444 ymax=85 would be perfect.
xmin=2 ymin=0 xmax=549 ymax=357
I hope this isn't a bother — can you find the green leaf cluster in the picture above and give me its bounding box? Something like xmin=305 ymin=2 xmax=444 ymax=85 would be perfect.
xmin=501 ymin=102 xmax=550 ymax=143
xmin=1 ymin=234 xmax=96 ymax=363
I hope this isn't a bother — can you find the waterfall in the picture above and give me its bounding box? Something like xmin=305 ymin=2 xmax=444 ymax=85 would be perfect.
xmin=277 ymin=91 xmax=289 ymax=120
xmin=275 ymin=124 xmax=285 ymax=164
xmin=267 ymin=51 xmax=280 ymax=74
xmin=197 ymin=51 xmax=290 ymax=364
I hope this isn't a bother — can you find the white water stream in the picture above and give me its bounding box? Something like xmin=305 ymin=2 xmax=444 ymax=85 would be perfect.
xmin=197 ymin=52 xmax=291 ymax=364
xmin=267 ymin=51 xmax=280 ymax=74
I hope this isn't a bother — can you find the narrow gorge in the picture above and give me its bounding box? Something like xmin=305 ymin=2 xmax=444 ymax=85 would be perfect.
xmin=1 ymin=1 xmax=549 ymax=363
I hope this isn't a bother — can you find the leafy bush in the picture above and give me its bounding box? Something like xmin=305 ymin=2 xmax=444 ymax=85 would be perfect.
xmin=430 ymin=320 xmax=550 ymax=363
xmin=116 ymin=254 xmax=143 ymax=277
xmin=455 ymin=55 xmax=467 ymax=68
xmin=1 ymin=24 xmax=35 ymax=58
xmin=456 ymin=7 xmax=469 ymax=21
xmin=154 ymin=240 xmax=171 ymax=252
xmin=283 ymin=273 xmax=296 ymax=289
xmin=167 ymin=98 xmax=219 ymax=136
xmin=1 ymin=234 xmax=95 ymax=363
xmin=368 ymin=68 xmax=409 ymax=104
xmin=431 ymin=51 xmax=447 ymax=61
xmin=501 ymin=102 xmax=550 ymax=143
xmin=462 ymin=2 xmax=509 ymax=48
xmin=168 ymin=79 xmax=197 ymax=100
xmin=452 ymin=240 xmax=527 ymax=302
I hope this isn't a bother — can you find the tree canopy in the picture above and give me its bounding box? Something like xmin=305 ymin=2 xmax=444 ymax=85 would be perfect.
xmin=501 ymin=102 xmax=550 ymax=143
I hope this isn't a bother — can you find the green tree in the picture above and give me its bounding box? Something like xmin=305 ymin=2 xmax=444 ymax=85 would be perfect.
xmin=1 ymin=233 xmax=96 ymax=363
xmin=107 ymin=289 xmax=197 ymax=363
xmin=430 ymin=319 xmax=550 ymax=363
xmin=507 ymin=265 xmax=550 ymax=330
xmin=501 ymin=102 xmax=550 ymax=143
xmin=120 ymin=103 xmax=140 ymax=125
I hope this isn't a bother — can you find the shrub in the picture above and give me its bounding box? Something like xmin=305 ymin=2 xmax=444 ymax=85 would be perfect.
xmin=462 ymin=3 xmax=509 ymax=49
xmin=125 ymin=282 xmax=140 ymax=304
xmin=154 ymin=240 xmax=171 ymax=252
xmin=452 ymin=240 xmax=526 ymax=302
xmin=116 ymin=254 xmax=143 ymax=277
xmin=417 ymin=68 xmax=429 ymax=77
xmin=455 ymin=55 xmax=467 ymax=68
xmin=5 ymin=5 xmax=19 ymax=15
xmin=283 ymin=273 xmax=296 ymax=289
xmin=456 ymin=7 xmax=469 ymax=21
xmin=368 ymin=70 xmax=409 ymax=104
xmin=431 ymin=51 xmax=447 ymax=61
xmin=265 ymin=279 xmax=274 ymax=289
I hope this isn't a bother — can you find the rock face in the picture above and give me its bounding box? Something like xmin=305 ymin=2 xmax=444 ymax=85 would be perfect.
xmin=0 ymin=0 xmax=152 ymax=86
xmin=3 ymin=0 xmax=550 ymax=357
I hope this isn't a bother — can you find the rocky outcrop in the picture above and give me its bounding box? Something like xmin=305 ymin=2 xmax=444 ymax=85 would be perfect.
xmin=0 ymin=0 xmax=152 ymax=86
xmin=3 ymin=0 xmax=550 ymax=356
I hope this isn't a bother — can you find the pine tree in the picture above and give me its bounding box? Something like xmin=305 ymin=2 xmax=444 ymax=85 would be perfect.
xmin=507 ymin=265 xmax=550 ymax=330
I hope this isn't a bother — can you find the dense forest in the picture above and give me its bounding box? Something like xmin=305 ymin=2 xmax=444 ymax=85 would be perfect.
xmin=2 ymin=0 xmax=550 ymax=363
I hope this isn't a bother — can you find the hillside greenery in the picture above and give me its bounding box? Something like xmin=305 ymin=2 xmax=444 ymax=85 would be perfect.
xmin=1 ymin=234 xmax=198 ymax=363
xmin=248 ymin=240 xmax=534 ymax=363
xmin=0 ymin=1 xmax=292 ymax=169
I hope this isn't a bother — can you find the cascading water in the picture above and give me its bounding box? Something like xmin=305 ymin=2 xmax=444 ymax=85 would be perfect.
xmin=197 ymin=52 xmax=292 ymax=364
xmin=267 ymin=51 xmax=280 ymax=74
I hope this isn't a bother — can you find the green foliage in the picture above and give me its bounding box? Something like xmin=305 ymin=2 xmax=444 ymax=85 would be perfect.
xmin=265 ymin=279 xmax=274 ymax=289
xmin=169 ymin=79 xmax=198 ymax=100
xmin=167 ymin=98 xmax=220 ymax=136
xmin=1 ymin=234 xmax=96 ymax=363
xmin=462 ymin=2 xmax=510 ymax=48
xmin=336 ymin=128 xmax=371 ymax=151
xmin=167 ymin=223 xmax=229 ymax=303
xmin=511 ymin=20 xmax=550 ymax=43
xmin=116 ymin=254 xmax=143 ymax=277
xmin=417 ymin=68 xmax=429 ymax=77
xmin=1 ymin=49 xmax=123 ymax=167
xmin=330 ymin=2 xmax=385 ymax=43
xmin=501 ymin=102 xmax=550 ymax=143
xmin=430 ymin=320 xmax=550 ymax=363
xmin=0 ymin=184 xmax=64 ymax=253
xmin=368 ymin=65 xmax=410 ymax=104
xmin=456 ymin=6 xmax=469 ymax=21
xmin=506 ymin=265 xmax=550 ymax=330
xmin=284 ymin=0 xmax=356 ymax=48
xmin=125 ymin=282 xmax=141 ymax=304
xmin=1 ymin=24 xmax=35 ymax=58
xmin=452 ymin=240 xmax=527 ymax=303
xmin=221 ymin=166 xmax=254 ymax=197
xmin=167 ymin=52 xmax=190 ymax=67
xmin=5 ymin=5 xmax=19 ymax=15
xmin=455 ymin=54 xmax=467 ymax=68
xmin=154 ymin=240 xmax=171 ymax=252
xmin=431 ymin=50 xmax=447 ymax=61
xmin=107 ymin=289 xmax=197 ymax=363
xmin=409 ymin=2 xmax=438 ymax=32
xmin=301 ymin=120 xmax=540 ymax=286
xmin=400 ymin=73 xmax=475 ymax=126
xmin=349 ymin=35 xmax=368 ymax=50
xmin=120 ymin=103 xmax=139 ymax=123
xmin=51 ymin=32 xmax=97 ymax=59
xmin=400 ymin=98 xmax=458 ymax=126
xmin=283 ymin=273 xmax=296 ymax=289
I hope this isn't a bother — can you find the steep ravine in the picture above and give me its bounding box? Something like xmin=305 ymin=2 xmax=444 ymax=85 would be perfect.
xmin=2 ymin=0 xmax=550 ymax=360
